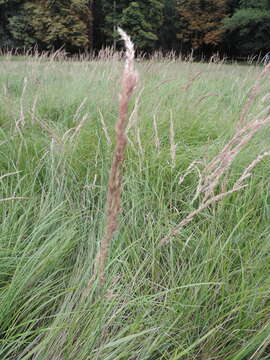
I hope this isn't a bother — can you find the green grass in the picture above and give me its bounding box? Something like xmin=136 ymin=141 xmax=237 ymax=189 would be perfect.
xmin=0 ymin=55 xmax=270 ymax=359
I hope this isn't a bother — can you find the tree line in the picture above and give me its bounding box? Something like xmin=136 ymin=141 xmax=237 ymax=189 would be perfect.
xmin=1 ymin=0 xmax=270 ymax=57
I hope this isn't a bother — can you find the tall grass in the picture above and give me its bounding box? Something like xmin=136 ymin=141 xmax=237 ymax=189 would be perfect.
xmin=0 ymin=47 xmax=270 ymax=360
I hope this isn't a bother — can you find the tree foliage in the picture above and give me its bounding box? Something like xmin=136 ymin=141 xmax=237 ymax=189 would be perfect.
xmin=1 ymin=0 xmax=270 ymax=57
xmin=99 ymin=0 xmax=164 ymax=51
xmin=158 ymin=0 xmax=179 ymax=50
xmin=0 ymin=0 xmax=21 ymax=47
xmin=223 ymin=8 xmax=270 ymax=54
xmin=119 ymin=1 xmax=164 ymax=50
xmin=175 ymin=0 xmax=227 ymax=50
xmin=239 ymin=0 xmax=270 ymax=9
xmin=3 ymin=0 xmax=93 ymax=51
xmin=99 ymin=0 xmax=127 ymax=46
xmin=223 ymin=0 xmax=270 ymax=55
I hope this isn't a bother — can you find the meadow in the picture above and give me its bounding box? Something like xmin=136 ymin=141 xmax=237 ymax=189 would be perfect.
xmin=0 ymin=50 xmax=270 ymax=359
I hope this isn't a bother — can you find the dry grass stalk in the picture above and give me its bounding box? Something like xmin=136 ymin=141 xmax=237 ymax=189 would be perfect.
xmin=235 ymin=150 xmax=270 ymax=185
xmin=37 ymin=118 xmax=63 ymax=145
xmin=15 ymin=77 xmax=28 ymax=132
xmin=0 ymin=197 xmax=29 ymax=202
xmin=3 ymin=83 xmax=8 ymax=96
xmin=198 ymin=116 xmax=270 ymax=203
xmin=0 ymin=171 xmax=21 ymax=181
xmin=126 ymin=87 xmax=144 ymax=133
xmin=160 ymin=76 xmax=270 ymax=246
xmin=72 ymin=97 xmax=88 ymax=123
xmin=162 ymin=145 xmax=270 ymax=246
xmin=95 ymin=27 xmax=138 ymax=286
xmin=160 ymin=122 xmax=270 ymax=246
xmin=61 ymin=114 xmax=89 ymax=142
xmin=182 ymin=72 xmax=201 ymax=91
xmin=160 ymin=184 xmax=247 ymax=246
xmin=153 ymin=114 xmax=160 ymax=153
xmin=178 ymin=161 xmax=202 ymax=186
xmin=239 ymin=63 xmax=270 ymax=126
xmin=154 ymin=78 xmax=176 ymax=90
xmin=178 ymin=161 xmax=204 ymax=204
xmin=98 ymin=108 xmax=111 ymax=145
xmin=195 ymin=93 xmax=218 ymax=106
xmin=169 ymin=110 xmax=176 ymax=168
xmin=31 ymin=95 xmax=38 ymax=124
xmin=69 ymin=114 xmax=89 ymax=141
xmin=136 ymin=125 xmax=144 ymax=159
xmin=261 ymin=93 xmax=270 ymax=104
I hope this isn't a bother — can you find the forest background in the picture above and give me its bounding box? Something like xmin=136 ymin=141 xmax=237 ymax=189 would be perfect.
xmin=1 ymin=0 xmax=270 ymax=58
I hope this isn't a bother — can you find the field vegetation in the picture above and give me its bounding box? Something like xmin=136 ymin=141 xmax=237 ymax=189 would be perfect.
xmin=0 ymin=47 xmax=270 ymax=359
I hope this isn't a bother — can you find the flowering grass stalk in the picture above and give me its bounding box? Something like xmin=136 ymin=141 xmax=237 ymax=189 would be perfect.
xmin=97 ymin=28 xmax=138 ymax=285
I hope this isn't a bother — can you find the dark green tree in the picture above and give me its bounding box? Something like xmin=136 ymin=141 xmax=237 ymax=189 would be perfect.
xmin=223 ymin=8 xmax=270 ymax=54
xmin=92 ymin=0 xmax=105 ymax=49
xmin=119 ymin=1 xmax=164 ymax=51
xmin=97 ymin=0 xmax=164 ymax=51
xmin=158 ymin=0 xmax=179 ymax=51
xmin=0 ymin=0 xmax=22 ymax=47
xmin=239 ymin=0 xmax=270 ymax=9
xmin=227 ymin=0 xmax=241 ymax=14
xmin=98 ymin=0 xmax=127 ymax=48
xmin=223 ymin=0 xmax=270 ymax=55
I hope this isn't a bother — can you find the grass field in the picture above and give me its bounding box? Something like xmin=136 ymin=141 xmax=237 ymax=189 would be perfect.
xmin=0 ymin=52 xmax=270 ymax=360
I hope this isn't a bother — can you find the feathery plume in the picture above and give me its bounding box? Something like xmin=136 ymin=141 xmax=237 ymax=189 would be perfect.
xmin=96 ymin=28 xmax=138 ymax=286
